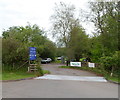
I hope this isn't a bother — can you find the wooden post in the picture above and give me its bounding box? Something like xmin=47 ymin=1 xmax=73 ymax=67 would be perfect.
xmin=28 ymin=60 xmax=30 ymax=72
xmin=110 ymin=66 xmax=114 ymax=77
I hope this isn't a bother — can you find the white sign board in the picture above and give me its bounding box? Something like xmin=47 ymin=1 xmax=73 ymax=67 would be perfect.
xmin=88 ymin=63 xmax=95 ymax=68
xmin=70 ymin=62 xmax=81 ymax=67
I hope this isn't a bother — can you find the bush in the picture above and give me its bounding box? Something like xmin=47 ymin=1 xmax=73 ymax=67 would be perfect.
xmin=100 ymin=56 xmax=113 ymax=72
xmin=99 ymin=51 xmax=120 ymax=75
xmin=35 ymin=66 xmax=43 ymax=76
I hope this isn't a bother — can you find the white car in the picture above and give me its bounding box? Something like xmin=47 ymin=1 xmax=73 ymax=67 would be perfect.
xmin=57 ymin=57 xmax=62 ymax=60
xmin=41 ymin=58 xmax=52 ymax=63
xmin=47 ymin=58 xmax=52 ymax=62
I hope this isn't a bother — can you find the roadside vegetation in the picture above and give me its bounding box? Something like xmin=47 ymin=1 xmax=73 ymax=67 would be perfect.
xmin=2 ymin=70 xmax=50 ymax=81
xmin=2 ymin=59 xmax=50 ymax=81
xmin=2 ymin=64 xmax=50 ymax=81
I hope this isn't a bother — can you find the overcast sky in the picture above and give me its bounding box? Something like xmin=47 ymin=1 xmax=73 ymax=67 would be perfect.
xmin=0 ymin=0 xmax=95 ymax=40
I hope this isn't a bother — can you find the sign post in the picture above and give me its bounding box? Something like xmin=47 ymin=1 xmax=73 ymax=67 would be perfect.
xmin=28 ymin=47 xmax=37 ymax=72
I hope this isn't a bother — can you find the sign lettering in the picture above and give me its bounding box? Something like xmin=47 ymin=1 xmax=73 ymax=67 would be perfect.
xmin=29 ymin=47 xmax=36 ymax=60
xmin=88 ymin=63 xmax=95 ymax=68
xmin=70 ymin=62 xmax=81 ymax=67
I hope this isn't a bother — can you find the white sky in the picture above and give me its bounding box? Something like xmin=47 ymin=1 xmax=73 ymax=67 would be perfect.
xmin=0 ymin=0 xmax=95 ymax=40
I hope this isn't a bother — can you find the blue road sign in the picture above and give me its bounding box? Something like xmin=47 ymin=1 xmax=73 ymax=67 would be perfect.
xmin=29 ymin=47 xmax=36 ymax=60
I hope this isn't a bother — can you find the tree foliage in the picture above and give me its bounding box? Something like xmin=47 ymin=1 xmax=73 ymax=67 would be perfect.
xmin=89 ymin=2 xmax=119 ymax=55
xmin=68 ymin=26 xmax=89 ymax=61
xmin=51 ymin=2 xmax=79 ymax=47
xmin=2 ymin=24 xmax=56 ymax=69
xmin=100 ymin=51 xmax=120 ymax=74
xmin=51 ymin=2 xmax=89 ymax=61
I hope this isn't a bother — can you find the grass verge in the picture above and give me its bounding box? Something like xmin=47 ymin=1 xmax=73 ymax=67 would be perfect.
xmin=1 ymin=70 xmax=50 ymax=81
xmin=59 ymin=66 xmax=119 ymax=83
xmin=52 ymin=60 xmax=61 ymax=64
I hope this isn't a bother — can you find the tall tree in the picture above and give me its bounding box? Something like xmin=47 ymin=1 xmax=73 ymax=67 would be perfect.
xmin=68 ymin=26 xmax=89 ymax=61
xmin=51 ymin=2 xmax=79 ymax=47
xmin=89 ymin=1 xmax=119 ymax=56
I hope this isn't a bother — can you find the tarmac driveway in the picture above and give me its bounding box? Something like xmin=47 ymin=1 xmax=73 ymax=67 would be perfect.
xmin=2 ymin=63 xmax=119 ymax=98
xmin=41 ymin=63 xmax=97 ymax=76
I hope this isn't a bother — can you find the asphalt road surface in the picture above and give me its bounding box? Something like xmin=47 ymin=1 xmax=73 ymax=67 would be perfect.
xmin=41 ymin=63 xmax=97 ymax=76
xmin=2 ymin=63 xmax=119 ymax=98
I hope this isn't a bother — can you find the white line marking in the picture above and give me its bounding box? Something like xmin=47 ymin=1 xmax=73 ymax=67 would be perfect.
xmin=34 ymin=75 xmax=107 ymax=82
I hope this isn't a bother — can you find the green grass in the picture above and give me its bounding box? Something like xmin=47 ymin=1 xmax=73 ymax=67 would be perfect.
xmin=0 ymin=74 xmax=2 ymax=80
xmin=52 ymin=60 xmax=61 ymax=64
xmin=1 ymin=70 xmax=50 ymax=81
xmin=43 ymin=70 xmax=51 ymax=74
xmin=1 ymin=64 xmax=51 ymax=81
xmin=105 ymin=75 xmax=119 ymax=83
xmin=2 ymin=71 xmax=36 ymax=80
xmin=59 ymin=66 xmax=120 ymax=83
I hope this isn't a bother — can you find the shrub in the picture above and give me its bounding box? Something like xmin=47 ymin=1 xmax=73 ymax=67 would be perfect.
xmin=35 ymin=66 xmax=43 ymax=76
xmin=99 ymin=51 xmax=120 ymax=75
